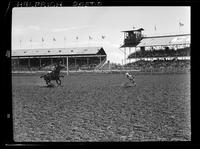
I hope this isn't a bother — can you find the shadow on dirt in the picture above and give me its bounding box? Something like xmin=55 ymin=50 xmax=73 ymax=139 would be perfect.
xmin=39 ymin=84 xmax=64 ymax=88
xmin=121 ymin=82 xmax=136 ymax=88
xmin=40 ymin=84 xmax=55 ymax=88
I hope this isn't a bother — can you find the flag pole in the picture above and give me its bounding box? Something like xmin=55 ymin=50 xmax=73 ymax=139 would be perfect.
xmin=88 ymin=36 xmax=92 ymax=47
xmin=76 ymin=36 xmax=78 ymax=46
xmin=30 ymin=38 xmax=32 ymax=49
xmin=53 ymin=38 xmax=56 ymax=48
xmin=87 ymin=36 xmax=89 ymax=47
xmin=42 ymin=37 xmax=44 ymax=49
xmin=20 ymin=40 xmax=22 ymax=49
xmin=64 ymin=37 xmax=66 ymax=48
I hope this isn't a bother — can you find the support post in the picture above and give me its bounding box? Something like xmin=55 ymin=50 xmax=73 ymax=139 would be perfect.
xmin=39 ymin=58 xmax=41 ymax=67
xmin=66 ymin=56 xmax=69 ymax=75
xmin=124 ymin=48 xmax=126 ymax=65
xmin=51 ymin=58 xmax=53 ymax=65
xmin=129 ymin=47 xmax=131 ymax=63
xmin=75 ymin=57 xmax=76 ymax=68
xmin=18 ymin=58 xmax=20 ymax=70
xmin=28 ymin=58 xmax=30 ymax=70
xmin=87 ymin=58 xmax=89 ymax=65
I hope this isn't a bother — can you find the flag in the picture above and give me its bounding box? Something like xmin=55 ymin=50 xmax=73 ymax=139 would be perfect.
xmin=42 ymin=37 xmax=44 ymax=42
xmin=89 ymin=36 xmax=93 ymax=40
xmin=53 ymin=38 xmax=56 ymax=41
xmin=179 ymin=22 xmax=184 ymax=27
xmin=102 ymin=35 xmax=106 ymax=39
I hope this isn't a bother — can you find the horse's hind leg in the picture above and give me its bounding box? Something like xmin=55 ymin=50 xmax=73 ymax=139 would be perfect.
xmin=56 ymin=80 xmax=59 ymax=86
xmin=56 ymin=79 xmax=62 ymax=86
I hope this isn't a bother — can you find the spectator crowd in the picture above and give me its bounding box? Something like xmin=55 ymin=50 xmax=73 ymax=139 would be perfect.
xmin=128 ymin=47 xmax=190 ymax=59
xmin=125 ymin=59 xmax=190 ymax=72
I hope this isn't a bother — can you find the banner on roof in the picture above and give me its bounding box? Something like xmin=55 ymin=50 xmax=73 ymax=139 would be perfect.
xmin=170 ymin=36 xmax=190 ymax=44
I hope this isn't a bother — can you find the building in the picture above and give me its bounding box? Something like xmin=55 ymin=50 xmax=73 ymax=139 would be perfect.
xmin=120 ymin=28 xmax=144 ymax=64
xmin=11 ymin=47 xmax=107 ymax=71
xmin=120 ymin=27 xmax=190 ymax=63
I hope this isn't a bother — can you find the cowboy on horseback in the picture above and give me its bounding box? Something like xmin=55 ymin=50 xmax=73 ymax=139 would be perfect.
xmin=40 ymin=61 xmax=66 ymax=86
xmin=47 ymin=61 xmax=63 ymax=76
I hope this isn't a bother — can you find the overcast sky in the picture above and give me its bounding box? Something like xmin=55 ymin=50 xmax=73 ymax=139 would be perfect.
xmin=12 ymin=7 xmax=190 ymax=63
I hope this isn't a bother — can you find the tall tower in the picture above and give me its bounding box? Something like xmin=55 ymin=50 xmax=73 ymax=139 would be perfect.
xmin=120 ymin=28 xmax=144 ymax=64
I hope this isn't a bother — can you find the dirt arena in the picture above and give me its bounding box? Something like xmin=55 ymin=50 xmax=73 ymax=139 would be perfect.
xmin=12 ymin=73 xmax=191 ymax=142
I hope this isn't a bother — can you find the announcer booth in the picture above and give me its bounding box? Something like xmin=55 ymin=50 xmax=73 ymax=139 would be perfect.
xmin=120 ymin=28 xmax=144 ymax=64
xmin=11 ymin=47 xmax=107 ymax=74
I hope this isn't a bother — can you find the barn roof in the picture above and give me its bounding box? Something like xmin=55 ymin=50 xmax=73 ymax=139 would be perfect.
xmin=136 ymin=34 xmax=190 ymax=47
xmin=12 ymin=47 xmax=106 ymax=57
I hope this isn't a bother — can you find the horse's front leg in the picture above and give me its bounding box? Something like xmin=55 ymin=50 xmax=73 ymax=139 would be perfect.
xmin=45 ymin=79 xmax=49 ymax=85
xmin=46 ymin=76 xmax=53 ymax=86
xmin=46 ymin=79 xmax=51 ymax=86
xmin=43 ymin=76 xmax=49 ymax=86
xmin=56 ymin=78 xmax=62 ymax=86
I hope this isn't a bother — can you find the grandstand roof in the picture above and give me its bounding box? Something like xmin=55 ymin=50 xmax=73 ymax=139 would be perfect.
xmin=137 ymin=34 xmax=190 ymax=47
xmin=12 ymin=47 xmax=106 ymax=57
xmin=121 ymin=28 xmax=144 ymax=32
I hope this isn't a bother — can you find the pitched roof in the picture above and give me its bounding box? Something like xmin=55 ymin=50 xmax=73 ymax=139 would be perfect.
xmin=121 ymin=28 xmax=144 ymax=32
xmin=12 ymin=47 xmax=105 ymax=57
xmin=137 ymin=34 xmax=190 ymax=47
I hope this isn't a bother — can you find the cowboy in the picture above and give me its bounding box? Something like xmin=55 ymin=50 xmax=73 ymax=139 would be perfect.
xmin=125 ymin=72 xmax=136 ymax=85
xmin=52 ymin=61 xmax=61 ymax=75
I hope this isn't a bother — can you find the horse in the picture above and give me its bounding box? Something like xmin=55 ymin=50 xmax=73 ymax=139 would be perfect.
xmin=40 ymin=65 xmax=66 ymax=86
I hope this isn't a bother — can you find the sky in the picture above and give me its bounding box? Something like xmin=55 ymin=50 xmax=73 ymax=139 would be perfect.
xmin=12 ymin=7 xmax=190 ymax=64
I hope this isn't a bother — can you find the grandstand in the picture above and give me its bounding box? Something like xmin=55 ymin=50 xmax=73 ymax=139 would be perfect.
xmin=11 ymin=28 xmax=191 ymax=74
xmin=120 ymin=28 xmax=190 ymax=73
xmin=11 ymin=47 xmax=107 ymax=72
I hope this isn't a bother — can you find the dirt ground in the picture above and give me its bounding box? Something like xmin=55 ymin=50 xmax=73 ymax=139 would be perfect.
xmin=12 ymin=73 xmax=191 ymax=142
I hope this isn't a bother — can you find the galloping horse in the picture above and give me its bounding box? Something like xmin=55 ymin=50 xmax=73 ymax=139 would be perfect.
xmin=40 ymin=64 xmax=66 ymax=86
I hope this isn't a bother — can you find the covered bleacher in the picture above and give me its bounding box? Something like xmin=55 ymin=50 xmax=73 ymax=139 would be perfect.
xmin=11 ymin=47 xmax=107 ymax=71
xmin=126 ymin=34 xmax=190 ymax=73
